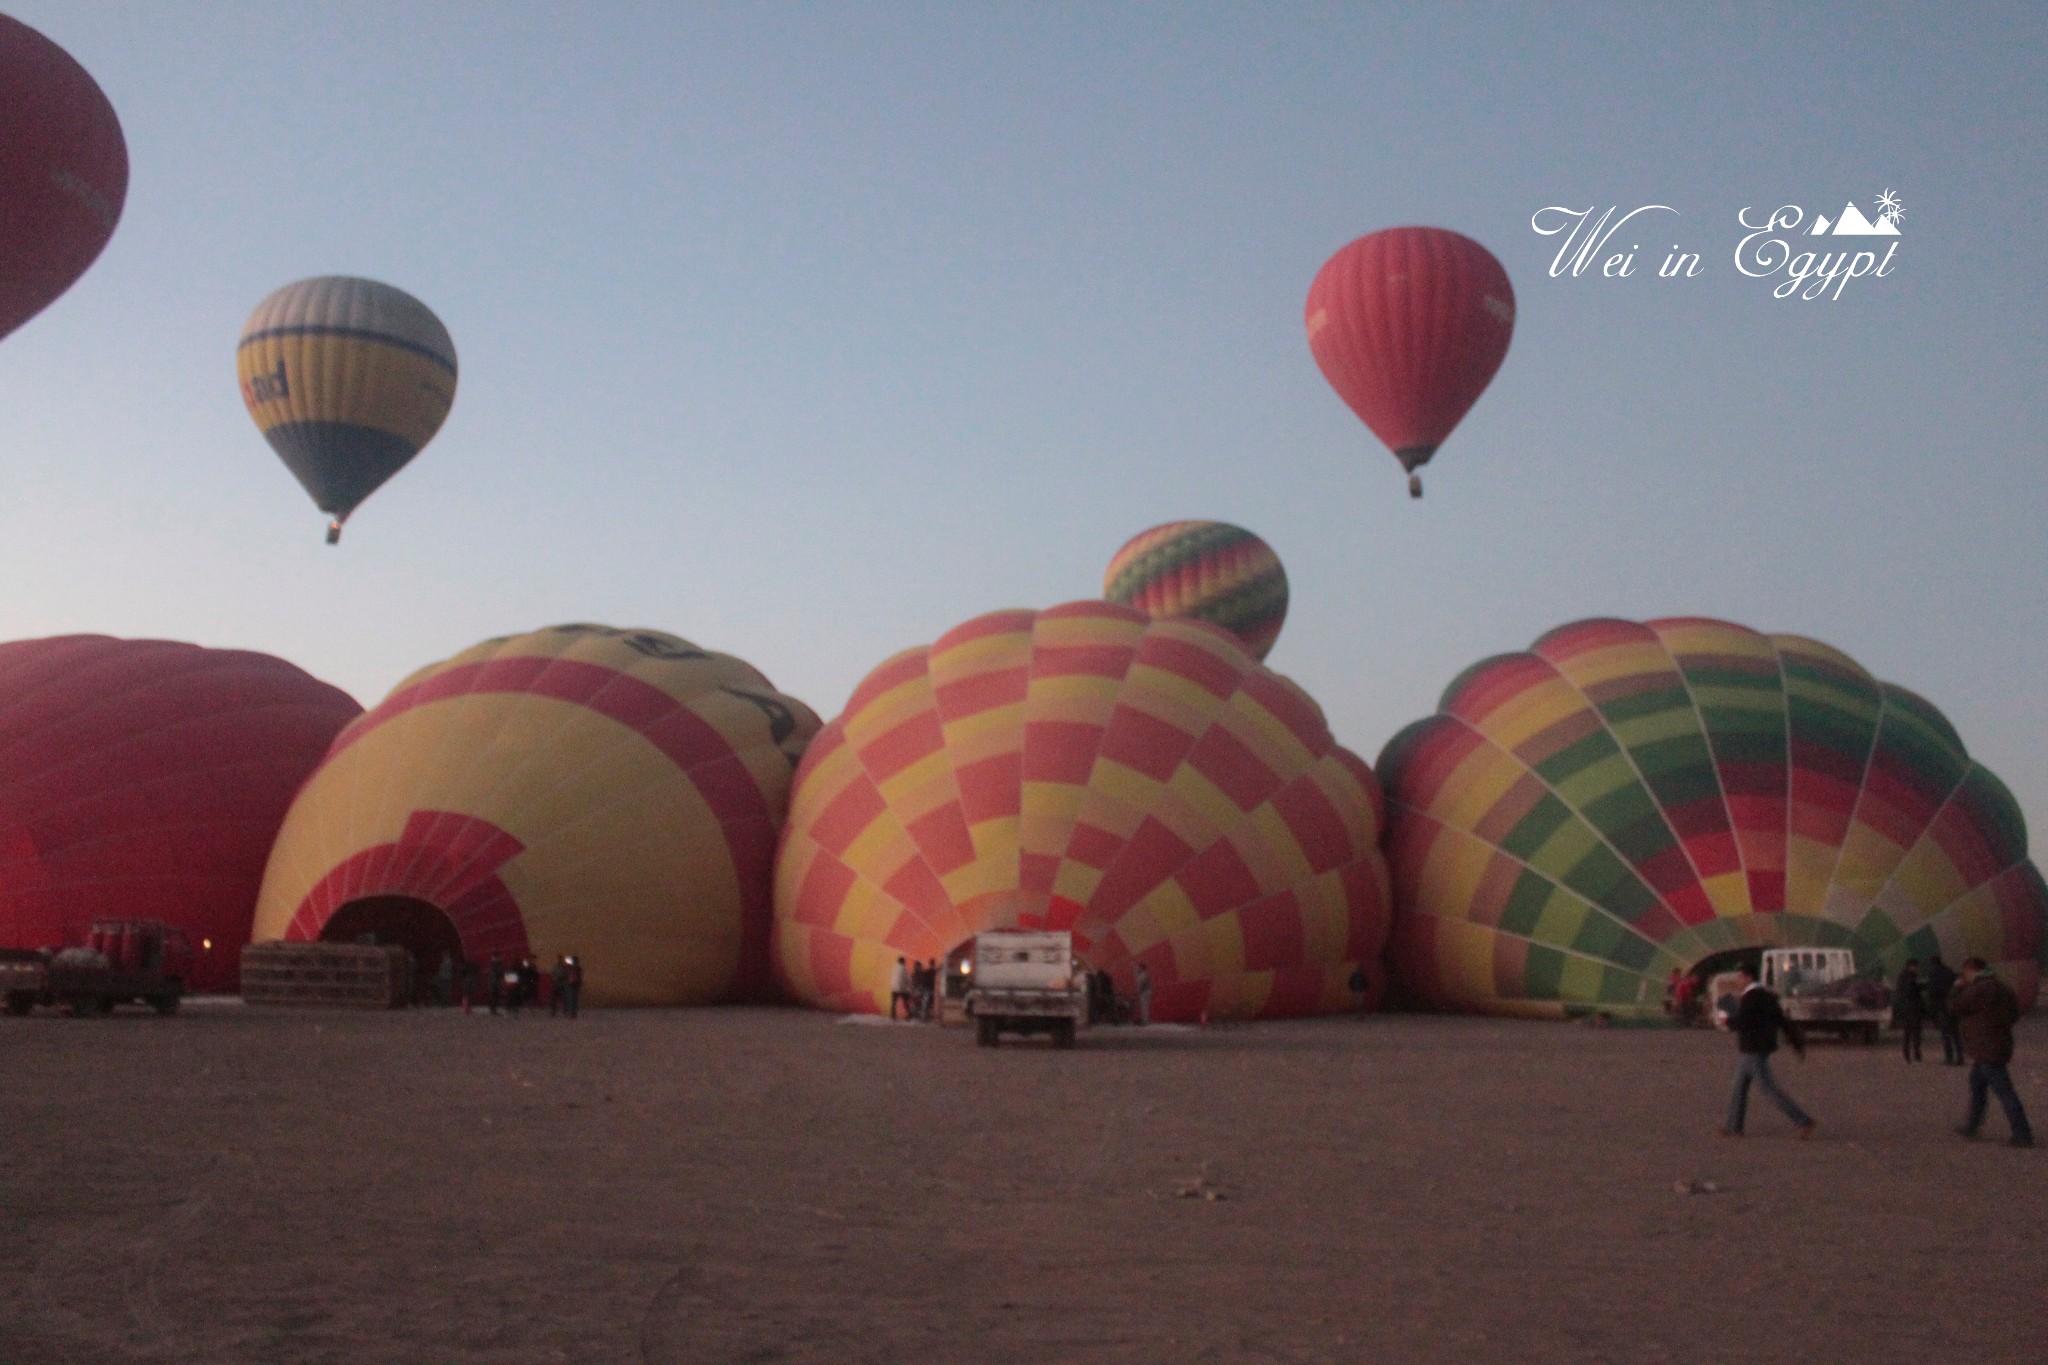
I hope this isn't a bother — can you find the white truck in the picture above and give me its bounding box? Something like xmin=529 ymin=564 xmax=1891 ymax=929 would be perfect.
xmin=964 ymin=929 xmax=1087 ymax=1048
xmin=1712 ymin=948 xmax=1889 ymax=1044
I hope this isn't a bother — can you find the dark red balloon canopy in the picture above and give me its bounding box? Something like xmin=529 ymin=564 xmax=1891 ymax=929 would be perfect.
xmin=0 ymin=15 xmax=129 ymax=342
xmin=1306 ymin=226 xmax=1515 ymax=478
xmin=0 ymin=637 xmax=361 ymax=992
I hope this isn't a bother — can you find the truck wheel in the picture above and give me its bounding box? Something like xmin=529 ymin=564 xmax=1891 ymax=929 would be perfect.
xmin=3 ymin=993 xmax=31 ymax=1017
xmin=151 ymin=994 xmax=180 ymax=1016
xmin=68 ymin=997 xmax=103 ymax=1018
xmin=1053 ymin=1019 xmax=1076 ymax=1049
xmin=976 ymin=1017 xmax=998 ymax=1048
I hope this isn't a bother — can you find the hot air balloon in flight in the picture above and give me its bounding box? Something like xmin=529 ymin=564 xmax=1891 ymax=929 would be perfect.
xmin=253 ymin=625 xmax=820 ymax=1006
xmin=774 ymin=601 xmax=1391 ymax=1021
xmin=0 ymin=16 xmax=128 ymax=343
xmin=236 ymin=277 xmax=457 ymax=542
xmin=1305 ymin=227 xmax=1514 ymax=498
xmin=1378 ymin=618 xmax=2047 ymax=1019
xmin=1103 ymin=520 xmax=1289 ymax=661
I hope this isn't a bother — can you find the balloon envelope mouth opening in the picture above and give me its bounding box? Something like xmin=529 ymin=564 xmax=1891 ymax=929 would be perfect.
xmin=1394 ymin=444 xmax=1437 ymax=473
xmin=320 ymin=895 xmax=463 ymax=982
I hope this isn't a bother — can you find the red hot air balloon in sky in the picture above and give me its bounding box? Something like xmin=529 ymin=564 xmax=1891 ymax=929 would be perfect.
xmin=1305 ymin=227 xmax=1515 ymax=498
xmin=0 ymin=15 xmax=128 ymax=343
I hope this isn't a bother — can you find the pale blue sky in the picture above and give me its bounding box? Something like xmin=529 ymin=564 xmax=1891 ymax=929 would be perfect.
xmin=3 ymin=3 xmax=2044 ymax=831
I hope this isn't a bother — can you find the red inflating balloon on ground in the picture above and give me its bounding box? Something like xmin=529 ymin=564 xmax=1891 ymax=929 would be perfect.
xmin=0 ymin=637 xmax=361 ymax=992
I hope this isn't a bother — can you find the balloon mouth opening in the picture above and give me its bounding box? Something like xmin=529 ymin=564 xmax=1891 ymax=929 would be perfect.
xmin=319 ymin=894 xmax=464 ymax=982
xmin=1394 ymin=444 xmax=1437 ymax=473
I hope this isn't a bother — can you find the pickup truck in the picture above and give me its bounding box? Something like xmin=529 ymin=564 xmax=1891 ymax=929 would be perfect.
xmin=1 ymin=919 xmax=191 ymax=1017
xmin=964 ymin=929 xmax=1087 ymax=1048
xmin=1711 ymin=947 xmax=1888 ymax=1044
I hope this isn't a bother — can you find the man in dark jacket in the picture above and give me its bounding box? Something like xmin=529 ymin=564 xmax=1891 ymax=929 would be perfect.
xmin=1892 ymin=959 xmax=1926 ymax=1063
xmin=1721 ymin=968 xmax=1816 ymax=1139
xmin=1948 ymin=957 xmax=2033 ymax=1148
xmin=1925 ymin=954 xmax=1962 ymax=1065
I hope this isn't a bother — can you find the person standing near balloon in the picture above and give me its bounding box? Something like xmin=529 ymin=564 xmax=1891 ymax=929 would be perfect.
xmin=1948 ymin=958 xmax=2033 ymax=1148
xmin=1891 ymin=960 xmax=1926 ymax=1063
xmin=1925 ymin=954 xmax=1962 ymax=1065
xmin=889 ymin=957 xmax=913 ymax=1021
xmin=1719 ymin=967 xmax=1816 ymax=1141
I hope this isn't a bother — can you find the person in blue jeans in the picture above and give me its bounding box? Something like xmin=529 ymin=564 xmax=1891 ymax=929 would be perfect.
xmin=1948 ymin=957 xmax=2034 ymax=1149
xmin=1721 ymin=967 xmax=1817 ymax=1140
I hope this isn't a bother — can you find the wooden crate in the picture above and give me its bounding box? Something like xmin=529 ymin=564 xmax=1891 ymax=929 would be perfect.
xmin=240 ymin=942 xmax=406 ymax=1009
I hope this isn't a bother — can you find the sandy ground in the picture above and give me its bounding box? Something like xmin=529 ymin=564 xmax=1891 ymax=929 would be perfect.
xmin=2 ymin=1002 xmax=2043 ymax=1365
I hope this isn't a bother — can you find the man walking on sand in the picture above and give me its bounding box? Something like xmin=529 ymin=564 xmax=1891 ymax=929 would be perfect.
xmin=1721 ymin=967 xmax=1816 ymax=1140
xmin=1926 ymin=954 xmax=1963 ymax=1065
xmin=1948 ymin=957 xmax=2034 ymax=1149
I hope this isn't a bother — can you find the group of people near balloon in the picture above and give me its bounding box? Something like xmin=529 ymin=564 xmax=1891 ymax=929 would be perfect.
xmin=1715 ymin=955 xmax=2032 ymax=1147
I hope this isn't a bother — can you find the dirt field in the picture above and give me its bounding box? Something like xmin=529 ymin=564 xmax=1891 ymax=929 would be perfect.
xmin=2 ymin=1003 xmax=2042 ymax=1365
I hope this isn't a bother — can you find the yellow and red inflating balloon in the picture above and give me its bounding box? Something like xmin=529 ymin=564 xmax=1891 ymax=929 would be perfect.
xmin=253 ymin=626 xmax=820 ymax=1005
xmin=1378 ymin=618 xmax=2047 ymax=1017
xmin=1306 ymin=226 xmax=1515 ymax=498
xmin=236 ymin=276 xmax=457 ymax=542
xmin=1103 ymin=521 xmax=1289 ymax=662
xmin=774 ymin=601 xmax=1391 ymax=1020
xmin=0 ymin=16 xmax=127 ymax=342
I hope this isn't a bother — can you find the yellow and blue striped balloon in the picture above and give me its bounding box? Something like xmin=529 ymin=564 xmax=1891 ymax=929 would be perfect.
xmin=237 ymin=276 xmax=457 ymax=542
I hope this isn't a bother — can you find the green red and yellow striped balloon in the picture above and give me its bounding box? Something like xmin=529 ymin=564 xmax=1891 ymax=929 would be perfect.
xmin=237 ymin=276 xmax=457 ymax=542
xmin=254 ymin=625 xmax=819 ymax=1006
xmin=774 ymin=601 xmax=1389 ymax=1020
xmin=1103 ymin=521 xmax=1289 ymax=661
xmin=1378 ymin=618 xmax=2046 ymax=1017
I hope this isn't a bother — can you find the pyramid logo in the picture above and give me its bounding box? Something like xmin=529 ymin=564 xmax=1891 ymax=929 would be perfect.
xmin=1814 ymin=190 xmax=1903 ymax=235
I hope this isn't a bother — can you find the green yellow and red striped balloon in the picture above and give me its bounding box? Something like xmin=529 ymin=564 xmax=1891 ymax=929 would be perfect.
xmin=773 ymin=601 xmax=1389 ymax=1020
xmin=1378 ymin=618 xmax=2046 ymax=1018
xmin=1103 ymin=521 xmax=1289 ymax=661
